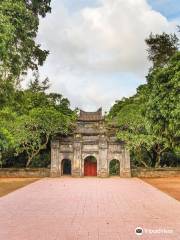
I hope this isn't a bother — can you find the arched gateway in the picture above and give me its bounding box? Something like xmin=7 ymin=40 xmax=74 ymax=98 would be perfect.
xmin=84 ymin=156 xmax=97 ymax=176
xmin=51 ymin=108 xmax=131 ymax=177
xmin=61 ymin=159 xmax=71 ymax=175
xmin=109 ymin=159 xmax=120 ymax=176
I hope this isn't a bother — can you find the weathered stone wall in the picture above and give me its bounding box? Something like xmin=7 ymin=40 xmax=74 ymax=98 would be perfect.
xmin=1 ymin=168 xmax=179 ymax=178
xmin=51 ymin=114 xmax=132 ymax=177
xmin=132 ymin=168 xmax=180 ymax=177
xmin=51 ymin=136 xmax=131 ymax=177
xmin=0 ymin=168 xmax=50 ymax=178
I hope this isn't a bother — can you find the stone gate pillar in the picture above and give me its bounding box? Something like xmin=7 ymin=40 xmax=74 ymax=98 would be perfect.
xmin=121 ymin=148 xmax=131 ymax=177
xmin=51 ymin=140 xmax=60 ymax=177
xmin=99 ymin=135 xmax=108 ymax=177
xmin=72 ymin=134 xmax=82 ymax=177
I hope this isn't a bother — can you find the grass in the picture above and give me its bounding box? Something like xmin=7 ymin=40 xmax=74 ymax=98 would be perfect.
xmin=141 ymin=177 xmax=180 ymax=201
xmin=0 ymin=178 xmax=39 ymax=197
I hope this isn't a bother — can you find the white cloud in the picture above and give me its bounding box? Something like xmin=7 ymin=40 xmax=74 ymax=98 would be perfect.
xmin=36 ymin=0 xmax=179 ymax=111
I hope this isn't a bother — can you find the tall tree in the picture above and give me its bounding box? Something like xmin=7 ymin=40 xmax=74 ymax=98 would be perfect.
xmin=25 ymin=0 xmax=51 ymax=17
xmin=0 ymin=0 xmax=51 ymax=85
xmin=107 ymin=30 xmax=180 ymax=167
xmin=12 ymin=107 xmax=76 ymax=167
xmin=145 ymin=52 xmax=180 ymax=158
xmin=107 ymin=94 xmax=167 ymax=168
xmin=145 ymin=32 xmax=179 ymax=69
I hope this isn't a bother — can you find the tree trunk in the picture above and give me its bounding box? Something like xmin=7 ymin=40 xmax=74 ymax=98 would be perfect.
xmin=26 ymin=156 xmax=33 ymax=168
xmin=25 ymin=136 xmax=50 ymax=168
xmin=136 ymin=147 xmax=149 ymax=168
xmin=151 ymin=149 xmax=157 ymax=167
xmin=140 ymin=159 xmax=149 ymax=168
xmin=155 ymin=153 xmax=161 ymax=168
xmin=0 ymin=152 xmax=3 ymax=168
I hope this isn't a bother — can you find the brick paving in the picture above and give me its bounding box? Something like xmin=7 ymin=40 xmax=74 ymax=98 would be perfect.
xmin=0 ymin=177 xmax=180 ymax=240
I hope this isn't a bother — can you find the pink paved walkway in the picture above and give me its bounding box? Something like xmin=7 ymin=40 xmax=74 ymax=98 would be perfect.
xmin=0 ymin=178 xmax=180 ymax=240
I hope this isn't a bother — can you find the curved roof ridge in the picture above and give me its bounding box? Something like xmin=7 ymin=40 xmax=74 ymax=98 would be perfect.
xmin=78 ymin=108 xmax=103 ymax=121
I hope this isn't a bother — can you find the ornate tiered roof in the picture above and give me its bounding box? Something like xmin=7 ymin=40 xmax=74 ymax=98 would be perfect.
xmin=78 ymin=108 xmax=103 ymax=122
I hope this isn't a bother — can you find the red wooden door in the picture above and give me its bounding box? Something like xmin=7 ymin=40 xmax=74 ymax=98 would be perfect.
xmin=84 ymin=161 xmax=97 ymax=176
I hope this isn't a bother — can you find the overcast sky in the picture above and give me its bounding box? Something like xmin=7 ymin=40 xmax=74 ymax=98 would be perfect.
xmin=34 ymin=0 xmax=180 ymax=112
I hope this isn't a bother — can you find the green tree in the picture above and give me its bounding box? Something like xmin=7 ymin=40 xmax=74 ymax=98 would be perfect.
xmin=12 ymin=107 xmax=76 ymax=167
xmin=15 ymin=73 xmax=73 ymax=115
xmin=107 ymin=83 xmax=176 ymax=168
xmin=108 ymin=96 xmax=153 ymax=167
xmin=0 ymin=73 xmax=76 ymax=167
xmin=0 ymin=108 xmax=16 ymax=167
xmin=145 ymin=52 xmax=180 ymax=164
xmin=108 ymin=97 xmax=131 ymax=119
xmin=0 ymin=80 xmax=15 ymax=109
xmin=25 ymin=0 xmax=51 ymax=17
xmin=0 ymin=0 xmax=51 ymax=84
xmin=0 ymin=0 xmax=79 ymax=168
xmin=145 ymin=32 xmax=179 ymax=69
xmin=108 ymin=32 xmax=180 ymax=168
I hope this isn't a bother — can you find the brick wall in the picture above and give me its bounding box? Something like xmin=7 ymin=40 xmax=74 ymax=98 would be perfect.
xmin=0 ymin=168 xmax=50 ymax=178
xmin=132 ymin=168 xmax=180 ymax=177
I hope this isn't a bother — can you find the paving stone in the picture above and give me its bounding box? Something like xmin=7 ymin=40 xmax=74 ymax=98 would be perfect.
xmin=0 ymin=177 xmax=180 ymax=240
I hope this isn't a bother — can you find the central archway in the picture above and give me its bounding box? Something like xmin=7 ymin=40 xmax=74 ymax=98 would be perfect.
xmin=84 ymin=156 xmax=97 ymax=176
xmin=61 ymin=159 xmax=71 ymax=175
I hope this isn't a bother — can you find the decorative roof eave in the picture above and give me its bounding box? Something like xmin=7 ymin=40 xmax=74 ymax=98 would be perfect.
xmin=78 ymin=108 xmax=104 ymax=122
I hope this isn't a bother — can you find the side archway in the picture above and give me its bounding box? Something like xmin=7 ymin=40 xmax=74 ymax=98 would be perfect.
xmin=61 ymin=159 xmax=71 ymax=175
xmin=109 ymin=159 xmax=120 ymax=176
xmin=84 ymin=156 xmax=97 ymax=176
